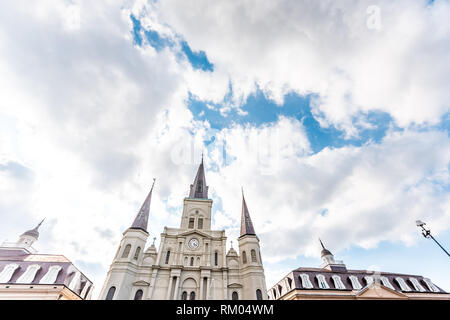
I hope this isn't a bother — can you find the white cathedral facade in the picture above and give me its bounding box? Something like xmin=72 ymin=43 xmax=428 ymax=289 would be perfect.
xmin=99 ymin=159 xmax=268 ymax=300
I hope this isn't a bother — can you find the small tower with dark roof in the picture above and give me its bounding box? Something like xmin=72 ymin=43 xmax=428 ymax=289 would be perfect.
xmin=319 ymin=239 xmax=347 ymax=272
xmin=237 ymin=189 xmax=268 ymax=300
xmin=18 ymin=219 xmax=45 ymax=251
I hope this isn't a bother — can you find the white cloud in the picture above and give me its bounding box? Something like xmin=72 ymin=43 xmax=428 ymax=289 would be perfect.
xmin=154 ymin=0 xmax=450 ymax=133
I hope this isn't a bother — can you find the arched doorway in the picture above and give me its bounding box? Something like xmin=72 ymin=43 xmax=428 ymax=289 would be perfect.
xmin=181 ymin=278 xmax=197 ymax=300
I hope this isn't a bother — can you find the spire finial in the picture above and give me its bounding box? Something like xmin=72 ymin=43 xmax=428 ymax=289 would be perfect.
xmin=36 ymin=218 xmax=45 ymax=230
xmin=152 ymin=237 xmax=156 ymax=245
xmin=151 ymin=178 xmax=156 ymax=190
xmin=319 ymin=238 xmax=325 ymax=250
xmin=231 ymin=240 xmax=233 ymax=248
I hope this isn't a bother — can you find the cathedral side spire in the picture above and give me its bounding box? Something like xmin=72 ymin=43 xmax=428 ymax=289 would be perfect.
xmin=189 ymin=157 xmax=208 ymax=199
xmin=240 ymin=188 xmax=256 ymax=237
xmin=130 ymin=179 xmax=155 ymax=233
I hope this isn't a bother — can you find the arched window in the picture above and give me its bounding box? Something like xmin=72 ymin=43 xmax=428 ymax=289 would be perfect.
xmin=331 ymin=275 xmax=345 ymax=290
xmin=409 ymin=277 xmax=426 ymax=292
xmin=0 ymin=264 xmax=19 ymax=283
xmin=423 ymin=278 xmax=440 ymax=292
xmin=181 ymin=291 xmax=187 ymax=300
xmin=134 ymin=247 xmax=141 ymax=260
xmin=165 ymin=251 xmax=171 ymax=264
xmin=242 ymin=251 xmax=247 ymax=264
xmin=299 ymin=274 xmax=314 ymax=289
xmin=188 ymin=218 xmax=195 ymax=229
xmin=214 ymin=251 xmax=218 ymax=266
xmin=39 ymin=265 xmax=62 ymax=284
xmin=395 ymin=277 xmax=412 ymax=291
xmin=232 ymin=291 xmax=238 ymax=300
xmin=349 ymin=275 xmax=362 ymax=290
xmin=190 ymin=291 xmax=195 ymax=300
xmin=364 ymin=276 xmax=374 ymax=286
xmin=134 ymin=289 xmax=143 ymax=300
xmin=190 ymin=257 xmax=194 ymax=266
xmin=380 ymin=276 xmax=395 ymax=290
xmin=122 ymin=244 xmax=131 ymax=258
xmin=256 ymin=289 xmax=263 ymax=300
xmin=16 ymin=264 xmax=41 ymax=284
xmin=316 ymin=274 xmax=330 ymax=289
xmin=198 ymin=218 xmax=203 ymax=229
xmin=105 ymin=286 xmax=116 ymax=300
xmin=251 ymin=250 xmax=257 ymax=263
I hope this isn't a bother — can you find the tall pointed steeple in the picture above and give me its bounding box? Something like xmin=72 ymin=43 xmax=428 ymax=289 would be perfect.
xmin=240 ymin=188 xmax=256 ymax=237
xmin=189 ymin=155 xmax=208 ymax=199
xmin=130 ymin=179 xmax=155 ymax=233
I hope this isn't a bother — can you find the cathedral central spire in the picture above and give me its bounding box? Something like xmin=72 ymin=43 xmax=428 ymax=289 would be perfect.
xmin=189 ymin=157 xmax=208 ymax=199
xmin=130 ymin=179 xmax=155 ymax=233
xmin=240 ymin=188 xmax=256 ymax=237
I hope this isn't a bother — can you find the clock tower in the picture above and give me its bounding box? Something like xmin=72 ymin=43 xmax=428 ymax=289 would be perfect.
xmin=99 ymin=158 xmax=268 ymax=300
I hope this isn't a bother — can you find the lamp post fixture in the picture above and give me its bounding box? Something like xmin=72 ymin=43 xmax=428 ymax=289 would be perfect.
xmin=416 ymin=220 xmax=450 ymax=258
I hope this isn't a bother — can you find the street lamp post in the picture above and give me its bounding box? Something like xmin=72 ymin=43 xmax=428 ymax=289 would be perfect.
xmin=416 ymin=220 xmax=450 ymax=258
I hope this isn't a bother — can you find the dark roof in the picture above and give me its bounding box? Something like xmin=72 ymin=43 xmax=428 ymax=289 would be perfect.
xmin=0 ymin=250 xmax=93 ymax=299
xmin=319 ymin=239 xmax=333 ymax=257
xmin=240 ymin=191 xmax=256 ymax=237
xmin=130 ymin=179 xmax=155 ymax=233
xmin=21 ymin=219 xmax=45 ymax=240
xmin=270 ymin=267 xmax=447 ymax=298
xmin=189 ymin=158 xmax=208 ymax=199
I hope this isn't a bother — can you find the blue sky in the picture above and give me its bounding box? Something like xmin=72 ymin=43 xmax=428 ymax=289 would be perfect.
xmin=0 ymin=1 xmax=449 ymax=298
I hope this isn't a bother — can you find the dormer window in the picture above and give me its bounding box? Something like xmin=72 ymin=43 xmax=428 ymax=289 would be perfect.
xmin=316 ymin=274 xmax=329 ymax=289
xmin=422 ymin=278 xmax=440 ymax=292
xmin=349 ymin=275 xmax=362 ymax=290
xmin=380 ymin=276 xmax=395 ymax=290
xmin=332 ymin=275 xmax=346 ymax=290
xmin=409 ymin=278 xmax=426 ymax=292
xmin=395 ymin=277 xmax=412 ymax=291
xmin=364 ymin=276 xmax=374 ymax=286
xmin=299 ymin=274 xmax=313 ymax=289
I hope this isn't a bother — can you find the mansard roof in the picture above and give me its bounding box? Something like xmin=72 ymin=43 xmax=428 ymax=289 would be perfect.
xmin=269 ymin=266 xmax=448 ymax=299
xmin=0 ymin=249 xmax=93 ymax=299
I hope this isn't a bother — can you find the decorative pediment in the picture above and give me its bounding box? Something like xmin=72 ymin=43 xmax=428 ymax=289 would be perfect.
xmin=133 ymin=280 xmax=150 ymax=287
xmin=356 ymin=282 xmax=407 ymax=299
xmin=228 ymin=283 xmax=243 ymax=289
xmin=178 ymin=229 xmax=212 ymax=239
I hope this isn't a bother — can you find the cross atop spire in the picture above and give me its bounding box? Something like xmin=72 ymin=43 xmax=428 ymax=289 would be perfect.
xmin=130 ymin=179 xmax=155 ymax=233
xmin=189 ymin=157 xmax=208 ymax=199
xmin=240 ymin=188 xmax=256 ymax=237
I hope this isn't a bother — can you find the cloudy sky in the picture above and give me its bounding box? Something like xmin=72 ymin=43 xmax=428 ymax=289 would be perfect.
xmin=1 ymin=0 xmax=449 ymax=297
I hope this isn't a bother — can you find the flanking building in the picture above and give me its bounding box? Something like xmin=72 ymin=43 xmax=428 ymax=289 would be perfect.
xmin=269 ymin=240 xmax=449 ymax=300
xmin=0 ymin=220 xmax=93 ymax=300
xmin=99 ymin=158 xmax=268 ymax=300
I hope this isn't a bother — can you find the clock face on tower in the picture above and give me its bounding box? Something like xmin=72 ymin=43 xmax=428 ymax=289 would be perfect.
xmin=188 ymin=238 xmax=200 ymax=250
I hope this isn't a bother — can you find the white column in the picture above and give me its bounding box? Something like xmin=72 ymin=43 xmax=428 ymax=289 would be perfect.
xmin=174 ymin=276 xmax=181 ymax=300
xmin=166 ymin=276 xmax=174 ymax=300
xmin=199 ymin=277 xmax=204 ymax=300
xmin=147 ymin=269 xmax=158 ymax=299
xmin=206 ymin=277 xmax=210 ymax=300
